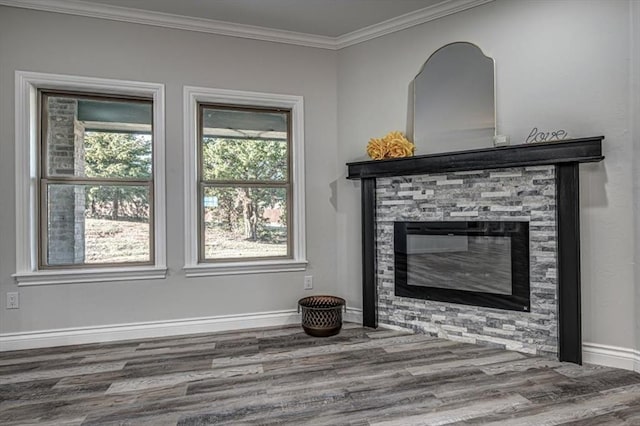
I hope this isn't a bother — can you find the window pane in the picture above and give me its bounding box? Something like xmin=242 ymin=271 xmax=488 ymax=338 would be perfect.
xmin=44 ymin=95 xmax=152 ymax=179
xmin=83 ymin=131 xmax=152 ymax=179
xmin=202 ymin=186 xmax=288 ymax=260
xmin=202 ymin=138 xmax=287 ymax=181
xmin=201 ymin=106 xmax=288 ymax=182
xmin=46 ymin=184 xmax=151 ymax=266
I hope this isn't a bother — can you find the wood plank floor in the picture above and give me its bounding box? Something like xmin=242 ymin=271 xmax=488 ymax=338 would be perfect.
xmin=2 ymin=323 xmax=640 ymax=425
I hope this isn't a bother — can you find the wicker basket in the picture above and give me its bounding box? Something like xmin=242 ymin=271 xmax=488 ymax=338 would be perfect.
xmin=298 ymin=295 xmax=346 ymax=337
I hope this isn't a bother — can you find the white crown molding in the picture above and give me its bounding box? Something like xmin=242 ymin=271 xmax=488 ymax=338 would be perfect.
xmin=0 ymin=0 xmax=494 ymax=50
xmin=0 ymin=0 xmax=334 ymax=49
xmin=335 ymin=0 xmax=495 ymax=49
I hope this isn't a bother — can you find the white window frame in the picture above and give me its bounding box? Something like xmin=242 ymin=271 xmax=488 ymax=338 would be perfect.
xmin=14 ymin=71 xmax=167 ymax=285
xmin=183 ymin=86 xmax=307 ymax=276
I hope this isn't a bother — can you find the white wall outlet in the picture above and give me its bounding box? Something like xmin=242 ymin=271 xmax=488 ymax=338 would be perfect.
xmin=304 ymin=275 xmax=313 ymax=290
xmin=6 ymin=292 xmax=19 ymax=309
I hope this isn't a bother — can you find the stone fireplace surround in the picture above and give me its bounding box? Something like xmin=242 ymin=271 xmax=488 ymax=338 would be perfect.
xmin=377 ymin=166 xmax=556 ymax=356
xmin=347 ymin=137 xmax=604 ymax=364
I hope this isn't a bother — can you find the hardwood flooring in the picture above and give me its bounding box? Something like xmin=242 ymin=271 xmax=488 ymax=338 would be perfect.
xmin=1 ymin=323 xmax=640 ymax=425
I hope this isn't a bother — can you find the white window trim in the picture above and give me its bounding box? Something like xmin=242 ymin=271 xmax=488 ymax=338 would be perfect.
xmin=183 ymin=86 xmax=307 ymax=277
xmin=13 ymin=71 xmax=167 ymax=286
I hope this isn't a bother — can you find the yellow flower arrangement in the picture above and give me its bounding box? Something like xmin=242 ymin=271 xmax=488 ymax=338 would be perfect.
xmin=366 ymin=137 xmax=387 ymax=160
xmin=366 ymin=131 xmax=415 ymax=160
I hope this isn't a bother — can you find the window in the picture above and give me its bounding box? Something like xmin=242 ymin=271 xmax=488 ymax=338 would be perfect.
xmin=40 ymin=92 xmax=154 ymax=268
xmin=184 ymin=87 xmax=306 ymax=276
xmin=14 ymin=71 xmax=166 ymax=285
xmin=199 ymin=104 xmax=291 ymax=261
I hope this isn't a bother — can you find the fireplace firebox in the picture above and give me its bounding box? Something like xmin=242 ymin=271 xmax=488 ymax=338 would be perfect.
xmin=394 ymin=221 xmax=530 ymax=312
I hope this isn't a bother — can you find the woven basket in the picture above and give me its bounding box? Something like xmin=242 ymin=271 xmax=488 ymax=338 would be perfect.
xmin=298 ymin=295 xmax=346 ymax=337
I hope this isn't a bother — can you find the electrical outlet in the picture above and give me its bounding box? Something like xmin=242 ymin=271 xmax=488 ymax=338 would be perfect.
xmin=6 ymin=292 xmax=19 ymax=309
xmin=304 ymin=275 xmax=313 ymax=290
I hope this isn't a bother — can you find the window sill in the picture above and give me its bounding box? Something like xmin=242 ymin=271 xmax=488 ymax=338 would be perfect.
xmin=13 ymin=266 xmax=168 ymax=286
xmin=184 ymin=259 xmax=308 ymax=277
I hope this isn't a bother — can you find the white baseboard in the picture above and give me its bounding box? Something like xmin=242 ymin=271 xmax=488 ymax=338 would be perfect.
xmin=0 ymin=310 xmax=301 ymax=352
xmin=17 ymin=307 xmax=637 ymax=372
xmin=0 ymin=307 xmax=366 ymax=352
xmin=583 ymin=342 xmax=640 ymax=372
xmin=344 ymin=307 xmax=363 ymax=324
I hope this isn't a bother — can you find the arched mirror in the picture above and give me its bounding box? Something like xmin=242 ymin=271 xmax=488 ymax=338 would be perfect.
xmin=413 ymin=42 xmax=495 ymax=154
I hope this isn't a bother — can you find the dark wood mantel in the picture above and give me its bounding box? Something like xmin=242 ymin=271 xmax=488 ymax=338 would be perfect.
xmin=347 ymin=136 xmax=604 ymax=179
xmin=347 ymin=136 xmax=605 ymax=364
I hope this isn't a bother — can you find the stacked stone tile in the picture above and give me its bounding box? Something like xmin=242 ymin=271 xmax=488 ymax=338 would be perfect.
xmin=375 ymin=166 xmax=558 ymax=356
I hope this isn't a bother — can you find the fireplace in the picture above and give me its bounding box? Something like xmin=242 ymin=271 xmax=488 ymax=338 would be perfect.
xmin=347 ymin=137 xmax=605 ymax=363
xmin=394 ymin=221 xmax=530 ymax=312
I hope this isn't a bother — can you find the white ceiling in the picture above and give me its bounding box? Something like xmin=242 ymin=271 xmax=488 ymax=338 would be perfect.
xmin=0 ymin=0 xmax=493 ymax=49
xmin=78 ymin=0 xmax=445 ymax=38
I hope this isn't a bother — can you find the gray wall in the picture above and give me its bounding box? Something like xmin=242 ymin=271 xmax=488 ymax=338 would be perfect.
xmin=336 ymin=0 xmax=637 ymax=351
xmin=0 ymin=6 xmax=339 ymax=332
xmin=632 ymin=1 xmax=640 ymax=356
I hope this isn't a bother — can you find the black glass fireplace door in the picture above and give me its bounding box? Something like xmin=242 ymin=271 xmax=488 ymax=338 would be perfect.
xmin=394 ymin=221 xmax=530 ymax=312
